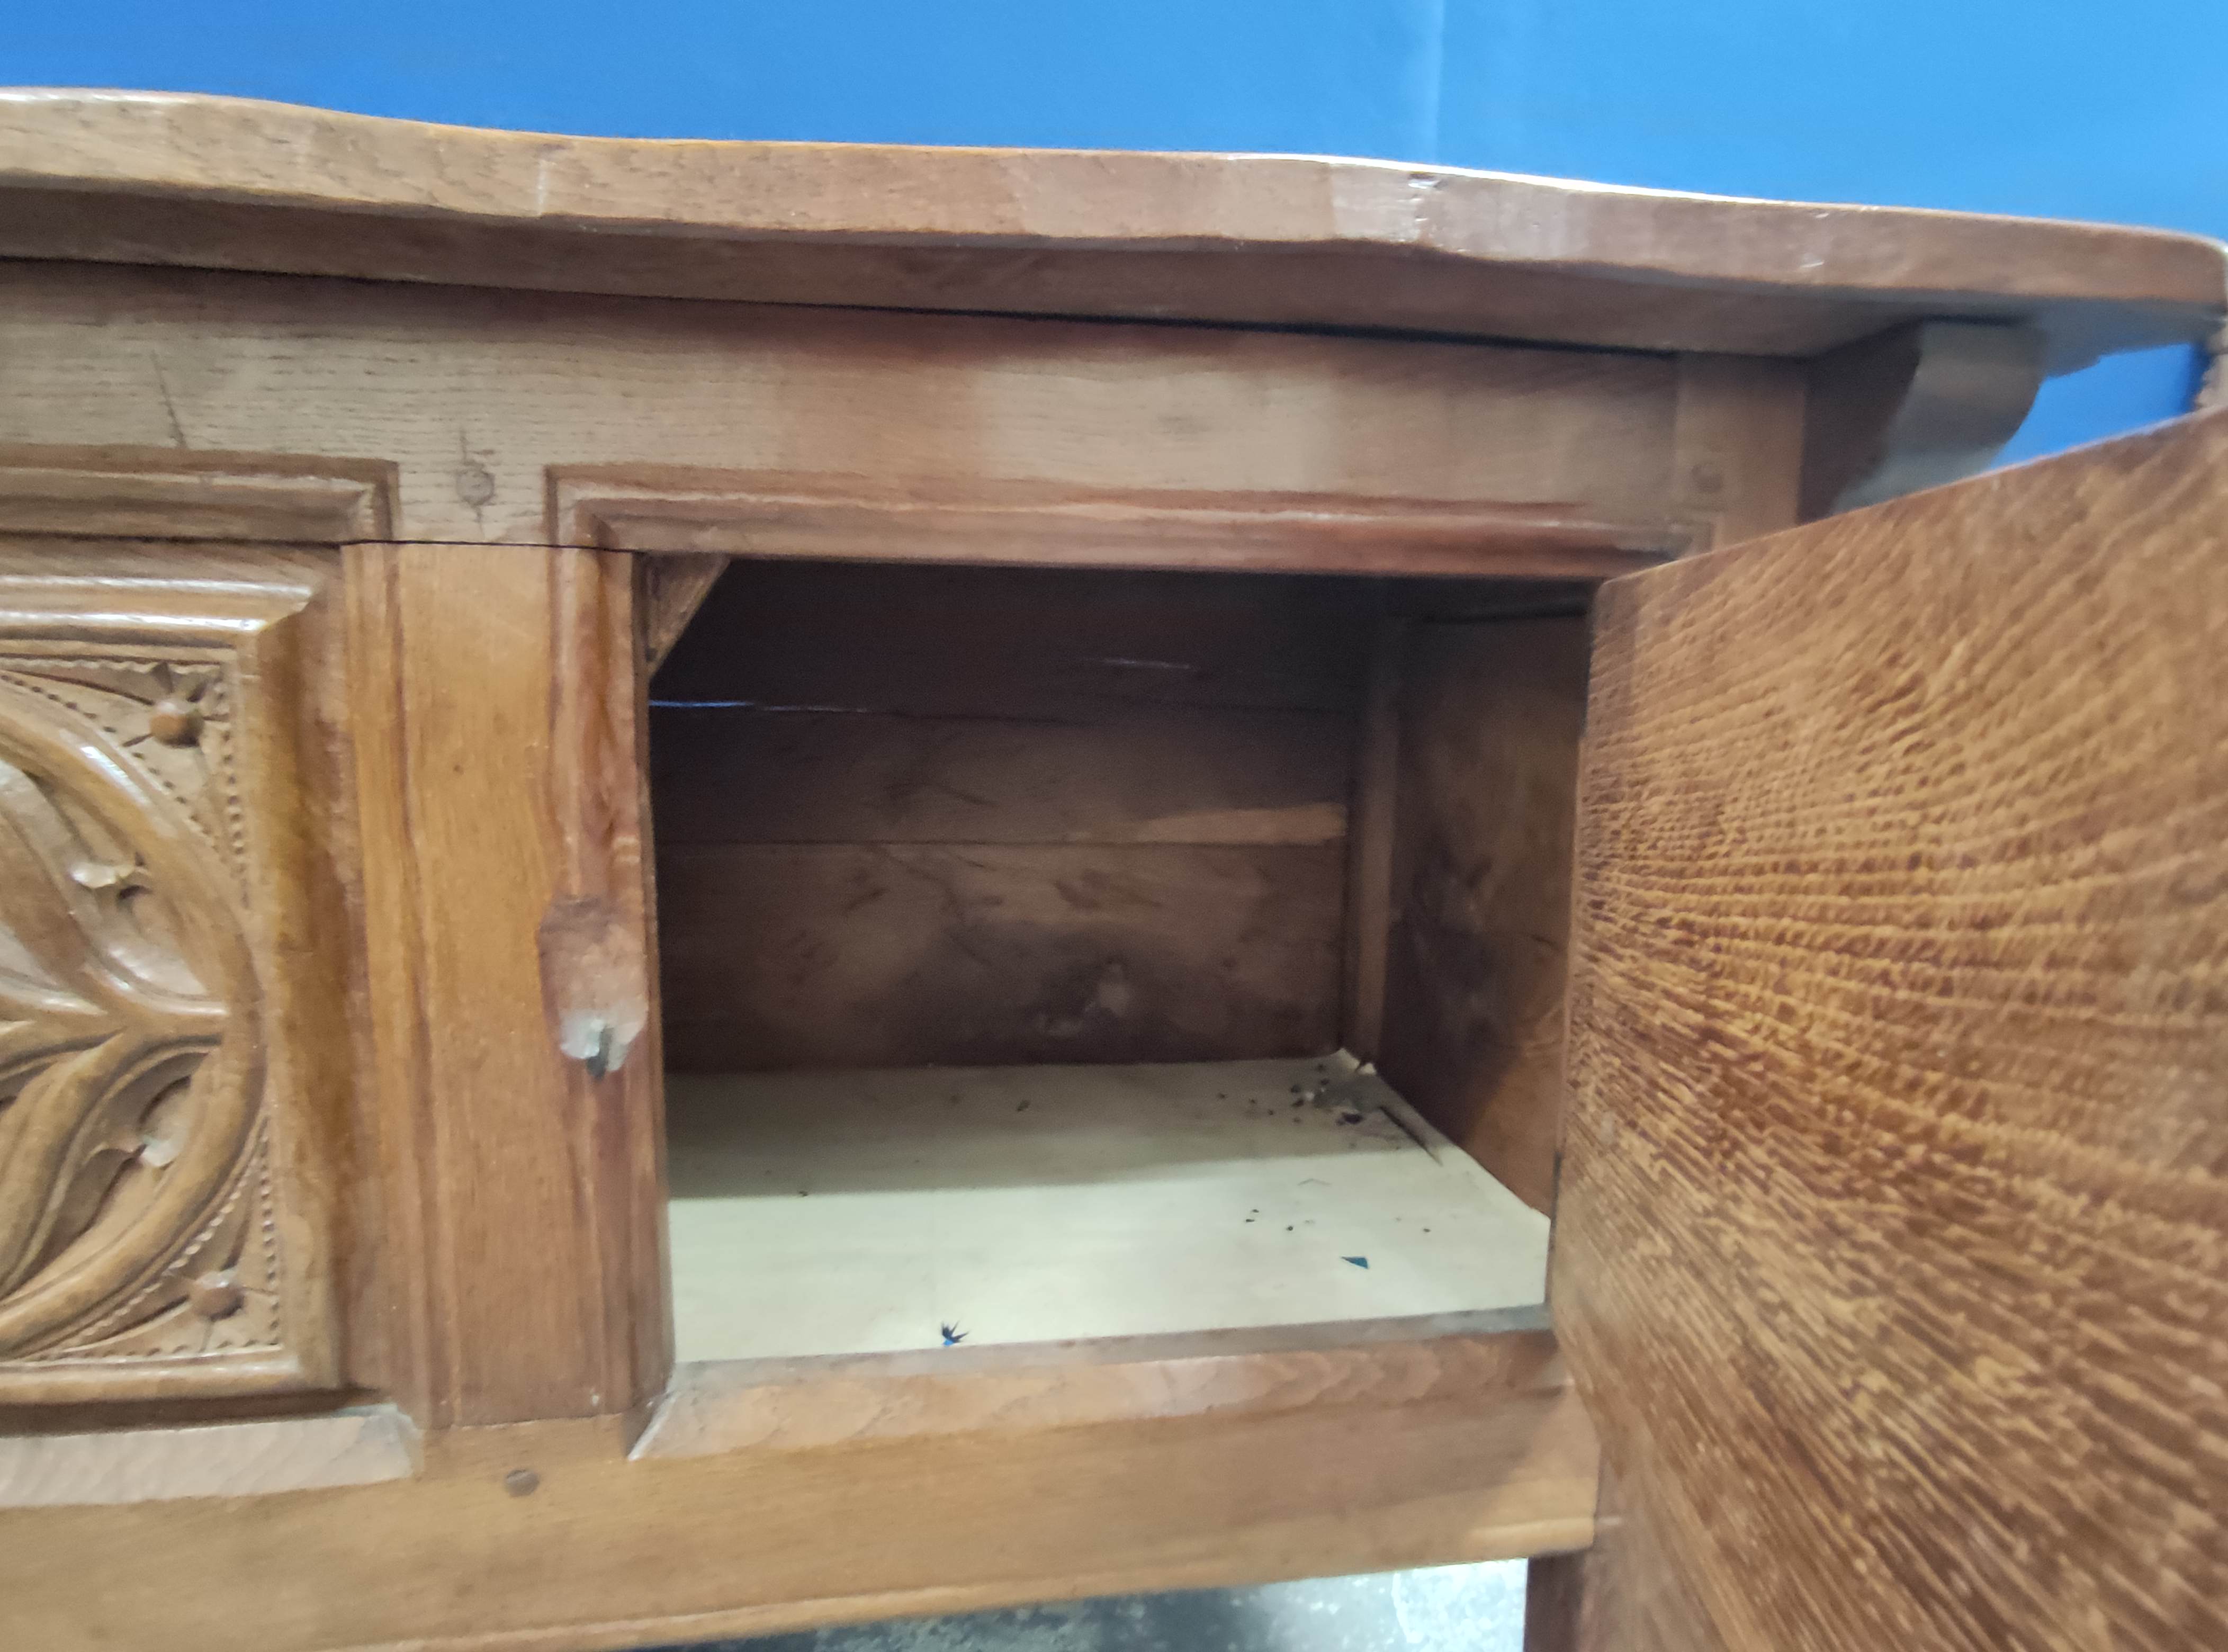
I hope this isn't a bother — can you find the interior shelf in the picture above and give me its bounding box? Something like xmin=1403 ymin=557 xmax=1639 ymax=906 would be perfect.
xmin=666 ymin=1053 xmax=1550 ymax=1363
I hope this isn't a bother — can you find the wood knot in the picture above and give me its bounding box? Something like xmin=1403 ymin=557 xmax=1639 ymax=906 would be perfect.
xmin=148 ymin=697 xmax=203 ymax=747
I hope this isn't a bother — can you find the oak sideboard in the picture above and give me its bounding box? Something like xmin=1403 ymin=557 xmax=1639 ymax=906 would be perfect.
xmin=0 ymin=88 xmax=2223 ymax=1652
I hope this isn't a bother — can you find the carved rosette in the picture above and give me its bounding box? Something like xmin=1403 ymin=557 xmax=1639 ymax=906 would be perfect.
xmin=0 ymin=657 xmax=281 ymax=1371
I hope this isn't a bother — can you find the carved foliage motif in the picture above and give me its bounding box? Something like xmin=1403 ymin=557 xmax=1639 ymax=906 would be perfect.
xmin=0 ymin=654 xmax=281 ymax=1370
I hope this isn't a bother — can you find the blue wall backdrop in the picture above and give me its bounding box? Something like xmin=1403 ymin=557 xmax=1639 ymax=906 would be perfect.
xmin=9 ymin=2 xmax=2222 ymax=459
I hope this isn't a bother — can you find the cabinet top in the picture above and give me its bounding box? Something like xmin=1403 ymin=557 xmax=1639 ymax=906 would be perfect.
xmin=2 ymin=89 xmax=2220 ymax=372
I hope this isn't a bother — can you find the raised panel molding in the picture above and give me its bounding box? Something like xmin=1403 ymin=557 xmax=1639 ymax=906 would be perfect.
xmin=0 ymin=447 xmax=396 ymax=544
xmin=548 ymin=465 xmax=1692 ymax=580
xmin=0 ymin=572 xmax=339 ymax=1403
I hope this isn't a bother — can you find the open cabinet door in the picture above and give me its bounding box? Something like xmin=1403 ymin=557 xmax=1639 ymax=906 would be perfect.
xmin=1553 ymin=408 xmax=2228 ymax=1649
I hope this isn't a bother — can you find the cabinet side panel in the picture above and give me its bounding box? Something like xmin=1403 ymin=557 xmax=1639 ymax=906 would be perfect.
xmin=1377 ymin=617 xmax=1588 ymax=1214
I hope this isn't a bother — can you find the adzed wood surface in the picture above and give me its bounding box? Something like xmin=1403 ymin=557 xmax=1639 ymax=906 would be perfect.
xmin=1559 ymin=407 xmax=2228 ymax=1649
xmin=1 ymin=90 xmax=2220 ymax=367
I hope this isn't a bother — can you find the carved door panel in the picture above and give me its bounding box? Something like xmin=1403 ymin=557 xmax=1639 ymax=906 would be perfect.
xmin=0 ymin=552 xmax=342 ymax=1403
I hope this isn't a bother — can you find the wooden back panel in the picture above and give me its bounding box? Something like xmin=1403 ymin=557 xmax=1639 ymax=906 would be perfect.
xmin=1557 ymin=409 xmax=2228 ymax=1649
xmin=652 ymin=560 xmax=1369 ymax=1070
xmin=1377 ymin=615 xmax=1589 ymax=1214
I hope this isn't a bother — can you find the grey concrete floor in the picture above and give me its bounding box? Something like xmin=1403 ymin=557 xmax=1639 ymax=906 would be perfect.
xmin=654 ymin=1561 xmax=1526 ymax=1652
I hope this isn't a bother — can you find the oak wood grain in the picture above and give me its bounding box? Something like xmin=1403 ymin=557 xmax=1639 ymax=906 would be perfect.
xmin=1340 ymin=616 xmax=1406 ymax=1058
xmin=1560 ymin=407 xmax=2228 ymax=1650
xmin=1 ymin=91 xmax=2217 ymax=367
xmin=641 ymin=552 xmax=726 ymax=674
xmin=345 ymin=543 xmax=667 ymax=1427
xmin=0 ymin=258 xmax=1683 ymax=551
xmin=0 ymin=1316 xmax=1594 ymax=1652
xmin=650 ymin=704 xmax=1350 ymax=849
xmin=0 ymin=546 xmax=352 ymax=1403
xmin=1522 ymin=1470 xmax=1678 ymax=1652
xmin=637 ymin=1307 xmax=1562 ymax=1457
xmin=1798 ymin=320 xmax=2045 ymax=519
xmin=659 ymin=842 xmax=1344 ymax=1071
xmin=0 ymin=1406 xmax=417 ymax=1506
xmin=653 ymin=559 xmax=1373 ymax=718
xmin=1378 ymin=618 xmax=1589 ymax=1215
xmin=1669 ymin=354 xmax=1805 ymax=548
xmin=565 ymin=469 xmax=1685 ymax=579
xmin=652 ymin=559 xmax=1365 ymax=1069
xmin=0 ymin=446 xmax=394 ymax=543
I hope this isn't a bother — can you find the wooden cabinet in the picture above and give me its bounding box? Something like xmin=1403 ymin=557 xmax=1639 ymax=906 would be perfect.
xmin=0 ymin=89 xmax=2221 ymax=1652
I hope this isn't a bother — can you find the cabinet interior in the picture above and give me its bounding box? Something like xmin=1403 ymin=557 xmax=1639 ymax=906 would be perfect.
xmin=648 ymin=558 xmax=1589 ymax=1363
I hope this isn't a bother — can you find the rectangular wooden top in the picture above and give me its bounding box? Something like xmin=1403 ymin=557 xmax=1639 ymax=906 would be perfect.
xmin=1 ymin=90 xmax=2220 ymax=370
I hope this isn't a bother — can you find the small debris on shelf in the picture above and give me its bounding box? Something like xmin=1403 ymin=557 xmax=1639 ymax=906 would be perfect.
xmin=939 ymin=1322 xmax=967 ymax=1346
xmin=1343 ymin=1256 xmax=1370 ymax=1269
xmin=1016 ymin=1099 xmax=1030 ymax=1112
xmin=1335 ymin=1109 xmax=1364 ymax=1126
